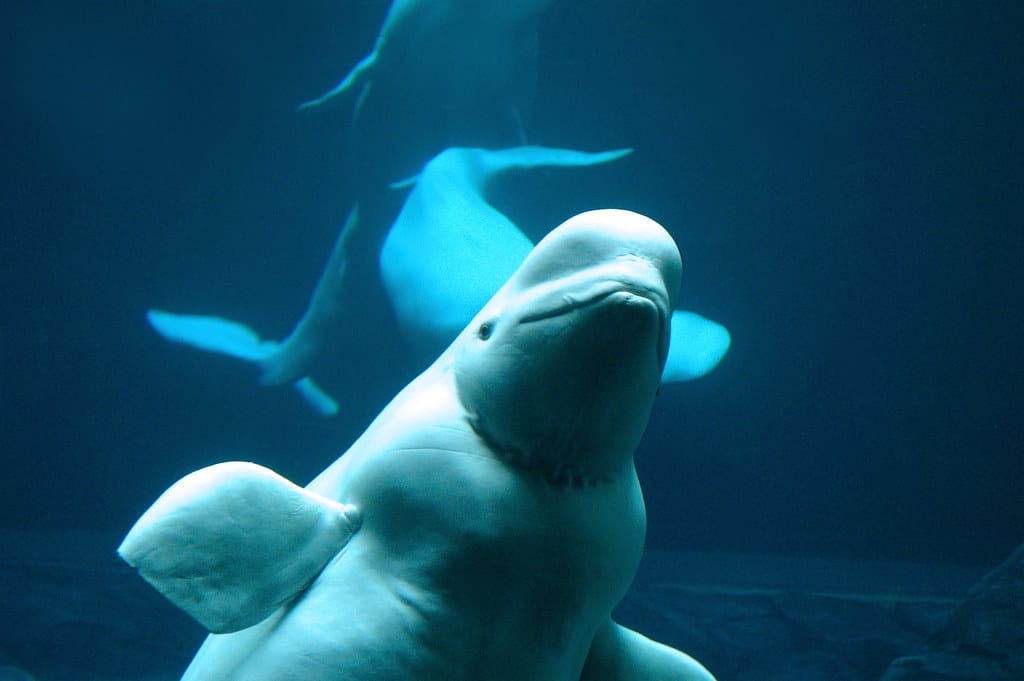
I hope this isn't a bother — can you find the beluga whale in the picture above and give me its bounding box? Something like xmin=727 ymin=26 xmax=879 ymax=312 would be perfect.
xmin=119 ymin=209 xmax=717 ymax=681
xmin=299 ymin=0 xmax=552 ymax=186
xmin=144 ymin=146 xmax=662 ymax=416
xmin=380 ymin=145 xmax=731 ymax=379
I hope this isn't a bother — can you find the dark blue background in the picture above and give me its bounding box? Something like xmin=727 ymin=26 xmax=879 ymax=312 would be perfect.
xmin=4 ymin=1 xmax=1022 ymax=566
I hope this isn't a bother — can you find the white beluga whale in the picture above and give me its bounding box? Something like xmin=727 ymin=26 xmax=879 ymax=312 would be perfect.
xmin=300 ymin=0 xmax=552 ymax=185
xmin=120 ymin=209 xmax=716 ymax=681
xmin=380 ymin=145 xmax=633 ymax=357
xmin=145 ymin=146 xmax=729 ymax=416
xmin=381 ymin=145 xmax=731 ymax=380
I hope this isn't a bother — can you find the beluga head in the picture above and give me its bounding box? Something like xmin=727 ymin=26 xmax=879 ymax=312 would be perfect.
xmin=447 ymin=209 xmax=682 ymax=487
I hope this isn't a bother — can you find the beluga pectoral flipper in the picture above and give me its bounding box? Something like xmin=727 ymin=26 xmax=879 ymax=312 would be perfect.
xmin=118 ymin=461 xmax=360 ymax=634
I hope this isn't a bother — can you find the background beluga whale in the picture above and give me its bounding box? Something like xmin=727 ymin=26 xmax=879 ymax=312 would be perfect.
xmin=120 ymin=209 xmax=716 ymax=681
xmin=146 ymin=146 xmax=729 ymax=415
xmin=300 ymin=0 xmax=552 ymax=187
xmin=381 ymin=145 xmax=732 ymax=379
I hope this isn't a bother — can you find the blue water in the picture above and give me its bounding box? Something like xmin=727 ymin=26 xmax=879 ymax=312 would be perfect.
xmin=4 ymin=2 xmax=1023 ymax=680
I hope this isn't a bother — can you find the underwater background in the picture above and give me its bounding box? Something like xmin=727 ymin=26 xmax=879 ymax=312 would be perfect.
xmin=4 ymin=2 xmax=1023 ymax=680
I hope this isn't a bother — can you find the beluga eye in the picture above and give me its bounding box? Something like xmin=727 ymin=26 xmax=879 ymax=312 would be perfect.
xmin=477 ymin=321 xmax=494 ymax=340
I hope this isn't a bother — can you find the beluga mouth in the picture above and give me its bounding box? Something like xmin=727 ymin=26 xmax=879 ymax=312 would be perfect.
xmin=513 ymin=260 xmax=674 ymax=372
xmin=519 ymin=276 xmax=669 ymax=324
xmin=451 ymin=210 xmax=683 ymax=488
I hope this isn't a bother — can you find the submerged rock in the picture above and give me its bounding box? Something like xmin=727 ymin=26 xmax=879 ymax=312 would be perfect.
xmin=879 ymin=542 xmax=1024 ymax=681
xmin=0 ymin=665 xmax=37 ymax=681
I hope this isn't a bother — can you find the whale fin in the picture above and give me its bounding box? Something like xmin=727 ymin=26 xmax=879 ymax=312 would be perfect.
xmin=147 ymin=309 xmax=277 ymax=361
xmin=118 ymin=462 xmax=361 ymax=634
xmin=292 ymin=377 xmax=340 ymax=416
xmin=582 ymin=619 xmax=717 ymax=681
xmin=147 ymin=309 xmax=340 ymax=415
xmin=661 ymin=310 xmax=731 ymax=383
xmin=388 ymin=146 xmax=630 ymax=192
xmin=476 ymin=146 xmax=633 ymax=179
xmin=295 ymin=0 xmax=428 ymax=113
xmin=297 ymin=51 xmax=377 ymax=112
xmin=389 ymin=173 xmax=420 ymax=190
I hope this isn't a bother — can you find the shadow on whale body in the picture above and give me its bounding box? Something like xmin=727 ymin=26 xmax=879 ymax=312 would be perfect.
xmin=146 ymin=146 xmax=730 ymax=416
xmin=120 ymin=210 xmax=717 ymax=681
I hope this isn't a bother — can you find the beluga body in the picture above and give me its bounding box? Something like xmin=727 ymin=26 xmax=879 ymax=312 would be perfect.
xmin=119 ymin=210 xmax=716 ymax=681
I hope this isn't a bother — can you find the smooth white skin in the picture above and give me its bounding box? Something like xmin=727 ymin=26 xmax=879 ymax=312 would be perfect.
xmin=177 ymin=210 xmax=713 ymax=680
xmin=118 ymin=462 xmax=359 ymax=633
xmin=582 ymin=622 xmax=715 ymax=681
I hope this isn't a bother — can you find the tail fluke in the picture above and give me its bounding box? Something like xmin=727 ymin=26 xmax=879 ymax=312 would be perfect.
xmin=146 ymin=309 xmax=339 ymax=416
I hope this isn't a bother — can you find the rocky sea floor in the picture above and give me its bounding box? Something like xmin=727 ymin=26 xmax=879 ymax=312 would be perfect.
xmin=3 ymin=530 xmax=1016 ymax=681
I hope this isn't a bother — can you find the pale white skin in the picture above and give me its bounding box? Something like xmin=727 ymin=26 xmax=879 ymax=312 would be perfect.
xmin=180 ymin=210 xmax=714 ymax=681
